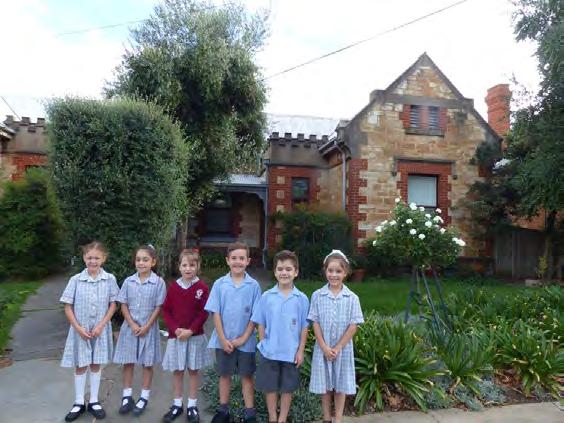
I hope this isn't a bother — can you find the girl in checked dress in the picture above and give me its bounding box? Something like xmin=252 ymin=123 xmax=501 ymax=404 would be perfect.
xmin=113 ymin=244 xmax=166 ymax=416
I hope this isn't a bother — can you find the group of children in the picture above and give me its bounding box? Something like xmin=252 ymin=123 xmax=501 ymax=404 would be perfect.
xmin=60 ymin=241 xmax=363 ymax=423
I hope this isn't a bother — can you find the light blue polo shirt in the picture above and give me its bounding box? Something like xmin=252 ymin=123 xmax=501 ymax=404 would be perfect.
xmin=205 ymin=272 xmax=262 ymax=353
xmin=251 ymin=285 xmax=310 ymax=363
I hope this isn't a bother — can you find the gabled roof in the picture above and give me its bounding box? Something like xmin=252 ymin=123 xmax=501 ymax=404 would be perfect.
xmin=267 ymin=113 xmax=340 ymax=139
xmin=349 ymin=52 xmax=501 ymax=142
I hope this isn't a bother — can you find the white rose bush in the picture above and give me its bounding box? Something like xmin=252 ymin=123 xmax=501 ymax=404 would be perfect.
xmin=373 ymin=199 xmax=464 ymax=269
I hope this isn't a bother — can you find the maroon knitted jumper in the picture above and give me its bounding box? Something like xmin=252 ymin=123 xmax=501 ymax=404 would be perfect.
xmin=161 ymin=279 xmax=209 ymax=338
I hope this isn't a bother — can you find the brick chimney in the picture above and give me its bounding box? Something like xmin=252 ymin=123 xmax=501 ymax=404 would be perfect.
xmin=485 ymin=84 xmax=511 ymax=138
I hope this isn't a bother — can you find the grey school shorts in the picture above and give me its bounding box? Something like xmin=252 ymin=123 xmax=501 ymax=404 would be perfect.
xmin=255 ymin=353 xmax=300 ymax=393
xmin=215 ymin=348 xmax=256 ymax=377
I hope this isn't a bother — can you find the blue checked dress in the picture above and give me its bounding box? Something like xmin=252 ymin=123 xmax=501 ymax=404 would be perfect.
xmin=308 ymin=284 xmax=364 ymax=395
xmin=113 ymin=272 xmax=166 ymax=366
xmin=60 ymin=269 xmax=119 ymax=368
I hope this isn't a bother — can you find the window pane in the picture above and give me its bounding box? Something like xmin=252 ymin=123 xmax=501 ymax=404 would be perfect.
xmin=429 ymin=106 xmax=440 ymax=129
xmin=292 ymin=178 xmax=309 ymax=203
xmin=205 ymin=209 xmax=232 ymax=234
xmin=409 ymin=105 xmax=420 ymax=127
xmin=408 ymin=175 xmax=437 ymax=207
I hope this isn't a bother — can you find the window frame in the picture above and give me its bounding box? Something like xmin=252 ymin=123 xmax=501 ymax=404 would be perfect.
xmin=407 ymin=174 xmax=438 ymax=209
xmin=291 ymin=177 xmax=310 ymax=207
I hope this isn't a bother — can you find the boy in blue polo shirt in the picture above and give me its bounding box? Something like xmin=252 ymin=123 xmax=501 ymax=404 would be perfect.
xmin=205 ymin=242 xmax=262 ymax=423
xmin=251 ymin=250 xmax=309 ymax=423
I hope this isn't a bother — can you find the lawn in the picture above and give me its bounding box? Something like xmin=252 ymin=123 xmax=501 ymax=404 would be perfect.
xmin=0 ymin=281 xmax=41 ymax=352
xmin=295 ymin=277 xmax=533 ymax=316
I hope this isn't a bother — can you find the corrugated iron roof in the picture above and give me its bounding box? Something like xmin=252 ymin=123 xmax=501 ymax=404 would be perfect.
xmin=266 ymin=113 xmax=340 ymax=138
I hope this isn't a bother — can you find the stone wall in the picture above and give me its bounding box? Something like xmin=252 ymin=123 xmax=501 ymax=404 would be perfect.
xmin=238 ymin=193 xmax=262 ymax=248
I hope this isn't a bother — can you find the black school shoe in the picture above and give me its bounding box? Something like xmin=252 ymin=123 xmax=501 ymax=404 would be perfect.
xmin=186 ymin=406 xmax=200 ymax=423
xmin=162 ymin=405 xmax=184 ymax=422
xmin=64 ymin=404 xmax=86 ymax=422
xmin=133 ymin=398 xmax=149 ymax=416
xmin=211 ymin=409 xmax=230 ymax=423
xmin=87 ymin=402 xmax=106 ymax=419
xmin=119 ymin=396 xmax=135 ymax=414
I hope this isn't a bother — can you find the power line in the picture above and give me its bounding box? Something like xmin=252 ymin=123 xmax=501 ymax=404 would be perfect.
xmin=56 ymin=19 xmax=148 ymax=37
xmin=263 ymin=0 xmax=471 ymax=80
xmin=1 ymin=96 xmax=21 ymax=120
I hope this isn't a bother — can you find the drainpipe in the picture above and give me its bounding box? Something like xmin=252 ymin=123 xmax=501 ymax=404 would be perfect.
xmin=262 ymin=159 xmax=270 ymax=268
xmin=334 ymin=141 xmax=347 ymax=212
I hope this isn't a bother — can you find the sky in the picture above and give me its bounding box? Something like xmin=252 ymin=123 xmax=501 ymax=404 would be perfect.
xmin=1 ymin=0 xmax=539 ymax=123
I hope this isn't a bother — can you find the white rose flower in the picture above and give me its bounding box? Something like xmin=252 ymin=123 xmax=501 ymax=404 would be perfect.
xmin=406 ymin=218 xmax=413 ymax=224
xmin=376 ymin=226 xmax=382 ymax=233
xmin=419 ymin=206 xmax=425 ymax=211
xmin=390 ymin=220 xmax=397 ymax=225
xmin=395 ymin=197 xmax=401 ymax=203
xmin=458 ymin=239 xmax=466 ymax=247
xmin=436 ymin=208 xmax=442 ymax=214
xmin=433 ymin=215 xmax=443 ymax=223
xmin=440 ymin=228 xmax=446 ymax=234
xmin=409 ymin=229 xmax=417 ymax=235
xmin=382 ymin=220 xmax=388 ymax=226
xmin=418 ymin=233 xmax=426 ymax=240
xmin=425 ymin=221 xmax=432 ymax=227
xmin=425 ymin=213 xmax=431 ymax=218
xmin=409 ymin=202 xmax=417 ymax=210
xmin=372 ymin=240 xmax=377 ymax=246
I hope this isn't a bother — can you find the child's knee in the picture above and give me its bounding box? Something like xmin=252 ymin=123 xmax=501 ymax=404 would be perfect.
xmin=75 ymin=366 xmax=88 ymax=375
xmin=89 ymin=364 xmax=101 ymax=372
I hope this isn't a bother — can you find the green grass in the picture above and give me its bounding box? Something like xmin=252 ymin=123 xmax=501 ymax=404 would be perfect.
xmin=0 ymin=281 xmax=41 ymax=352
xmin=294 ymin=277 xmax=533 ymax=316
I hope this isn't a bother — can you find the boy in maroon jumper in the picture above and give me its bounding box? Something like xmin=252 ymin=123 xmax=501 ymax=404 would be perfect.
xmin=161 ymin=249 xmax=211 ymax=423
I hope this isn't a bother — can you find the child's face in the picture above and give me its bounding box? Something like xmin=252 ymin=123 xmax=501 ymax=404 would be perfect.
xmin=226 ymin=249 xmax=250 ymax=276
xmin=179 ymin=257 xmax=199 ymax=281
xmin=325 ymin=259 xmax=346 ymax=288
xmin=83 ymin=248 xmax=106 ymax=274
xmin=274 ymin=259 xmax=298 ymax=288
xmin=135 ymin=249 xmax=156 ymax=276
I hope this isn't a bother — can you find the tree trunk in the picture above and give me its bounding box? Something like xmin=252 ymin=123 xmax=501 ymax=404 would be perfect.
xmin=543 ymin=210 xmax=557 ymax=280
xmin=177 ymin=216 xmax=189 ymax=250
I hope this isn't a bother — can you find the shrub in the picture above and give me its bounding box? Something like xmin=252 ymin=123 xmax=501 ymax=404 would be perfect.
xmin=0 ymin=168 xmax=64 ymax=278
xmin=274 ymin=208 xmax=352 ymax=279
xmin=431 ymin=329 xmax=494 ymax=394
xmin=371 ymin=200 xmax=463 ymax=269
xmin=363 ymin=238 xmax=402 ymax=277
xmin=354 ymin=313 xmax=443 ymax=411
xmin=493 ymin=320 xmax=563 ymax=396
xmin=47 ymin=98 xmax=189 ymax=281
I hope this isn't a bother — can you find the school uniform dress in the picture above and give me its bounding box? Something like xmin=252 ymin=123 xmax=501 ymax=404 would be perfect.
xmin=205 ymin=272 xmax=262 ymax=354
xmin=251 ymin=285 xmax=310 ymax=392
xmin=308 ymin=284 xmax=364 ymax=395
xmin=113 ymin=271 xmax=166 ymax=366
xmin=60 ymin=269 xmax=119 ymax=368
xmin=161 ymin=278 xmax=212 ymax=371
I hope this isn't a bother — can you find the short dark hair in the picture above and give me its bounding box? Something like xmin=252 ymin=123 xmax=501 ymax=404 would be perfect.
xmin=226 ymin=242 xmax=250 ymax=257
xmin=273 ymin=250 xmax=299 ymax=270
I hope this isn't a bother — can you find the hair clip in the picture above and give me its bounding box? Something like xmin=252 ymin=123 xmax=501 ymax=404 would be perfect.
xmin=324 ymin=249 xmax=350 ymax=264
xmin=147 ymin=243 xmax=155 ymax=250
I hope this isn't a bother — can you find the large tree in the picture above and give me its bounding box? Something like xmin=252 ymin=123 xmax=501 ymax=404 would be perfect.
xmin=469 ymin=0 xmax=563 ymax=277
xmin=106 ymin=0 xmax=268 ymax=214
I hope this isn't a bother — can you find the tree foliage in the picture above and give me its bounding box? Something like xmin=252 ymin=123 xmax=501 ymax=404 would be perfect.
xmin=0 ymin=169 xmax=64 ymax=279
xmin=47 ymin=97 xmax=189 ymax=280
xmin=106 ymin=0 xmax=268 ymax=211
xmin=468 ymin=0 xmax=563 ymax=275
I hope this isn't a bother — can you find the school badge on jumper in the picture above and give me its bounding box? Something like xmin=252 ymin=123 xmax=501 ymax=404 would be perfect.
xmin=244 ymin=306 xmax=250 ymax=313
xmin=195 ymin=289 xmax=203 ymax=299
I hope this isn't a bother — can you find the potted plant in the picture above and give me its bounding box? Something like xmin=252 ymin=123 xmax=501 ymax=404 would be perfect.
xmin=350 ymin=253 xmax=368 ymax=282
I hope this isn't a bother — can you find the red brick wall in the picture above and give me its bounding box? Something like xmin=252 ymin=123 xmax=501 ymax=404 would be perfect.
xmin=485 ymin=84 xmax=511 ymax=137
xmin=396 ymin=161 xmax=451 ymax=224
xmin=267 ymin=166 xmax=321 ymax=251
xmin=9 ymin=153 xmax=47 ymax=181
xmin=347 ymin=159 xmax=368 ymax=245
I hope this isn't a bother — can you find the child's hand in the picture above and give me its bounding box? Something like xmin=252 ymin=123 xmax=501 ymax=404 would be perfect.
xmin=294 ymin=351 xmax=304 ymax=367
xmin=137 ymin=325 xmax=149 ymax=337
xmin=231 ymin=336 xmax=244 ymax=348
xmin=331 ymin=345 xmax=342 ymax=358
xmin=221 ymin=338 xmax=234 ymax=354
xmin=130 ymin=323 xmax=141 ymax=335
xmin=177 ymin=329 xmax=193 ymax=341
xmin=91 ymin=324 xmax=104 ymax=338
xmin=77 ymin=326 xmax=92 ymax=340
xmin=174 ymin=328 xmax=183 ymax=337
xmin=322 ymin=345 xmax=336 ymax=361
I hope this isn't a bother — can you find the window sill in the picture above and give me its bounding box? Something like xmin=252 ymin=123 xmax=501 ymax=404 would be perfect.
xmin=405 ymin=127 xmax=444 ymax=137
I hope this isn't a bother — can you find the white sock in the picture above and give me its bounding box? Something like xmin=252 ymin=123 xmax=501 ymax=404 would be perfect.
xmin=187 ymin=398 xmax=197 ymax=408
xmin=173 ymin=397 xmax=182 ymax=407
xmin=89 ymin=370 xmax=101 ymax=405
xmin=141 ymin=389 xmax=150 ymax=400
xmin=123 ymin=388 xmax=133 ymax=397
xmin=74 ymin=373 xmax=87 ymax=405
